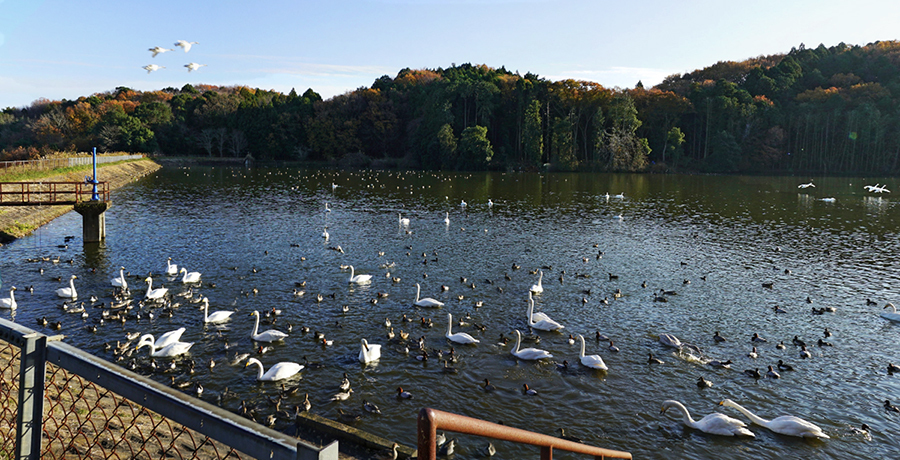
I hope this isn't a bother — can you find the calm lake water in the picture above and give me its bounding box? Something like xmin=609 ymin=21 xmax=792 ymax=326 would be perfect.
xmin=2 ymin=168 xmax=899 ymax=459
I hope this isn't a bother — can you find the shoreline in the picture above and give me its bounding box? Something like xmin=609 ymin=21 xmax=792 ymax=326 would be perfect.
xmin=0 ymin=159 xmax=161 ymax=243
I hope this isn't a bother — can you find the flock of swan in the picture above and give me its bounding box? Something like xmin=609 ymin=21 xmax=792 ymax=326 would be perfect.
xmin=143 ymin=40 xmax=205 ymax=74
xmin=796 ymin=179 xmax=892 ymax=201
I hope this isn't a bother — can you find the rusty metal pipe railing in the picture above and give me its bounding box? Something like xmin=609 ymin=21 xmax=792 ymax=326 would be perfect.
xmin=417 ymin=408 xmax=631 ymax=460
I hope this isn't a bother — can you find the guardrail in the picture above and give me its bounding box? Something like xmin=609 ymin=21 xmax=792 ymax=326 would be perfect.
xmin=0 ymin=317 xmax=338 ymax=460
xmin=417 ymin=407 xmax=631 ymax=460
xmin=0 ymin=181 xmax=110 ymax=206
xmin=0 ymin=154 xmax=143 ymax=173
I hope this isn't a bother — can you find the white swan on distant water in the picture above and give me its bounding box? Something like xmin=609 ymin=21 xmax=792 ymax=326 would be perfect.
xmin=881 ymin=304 xmax=900 ymax=322
xmin=56 ymin=275 xmax=78 ymax=299
xmin=661 ymin=400 xmax=754 ymax=437
xmin=137 ymin=337 xmax=193 ymax=358
xmin=249 ymin=311 xmax=288 ymax=342
xmin=180 ymin=267 xmax=202 ymax=284
xmin=111 ymin=267 xmax=127 ymax=289
xmin=144 ymin=276 xmax=168 ymax=300
xmin=359 ymin=338 xmax=382 ymax=364
xmin=399 ymin=213 xmax=410 ymax=226
xmin=719 ymin=399 xmax=829 ymax=439
xmin=578 ymin=334 xmax=607 ymax=370
xmin=348 ymin=265 xmax=372 ymax=284
xmin=527 ymin=294 xmax=564 ymax=331
xmin=530 ymin=270 xmax=544 ymax=294
xmin=166 ymin=257 xmax=179 ymax=276
xmin=414 ymin=283 xmax=444 ymax=307
xmin=202 ymin=297 xmax=233 ymax=324
xmin=511 ymin=329 xmax=553 ymax=360
xmin=245 ymin=357 xmax=302 ymax=381
xmin=444 ymin=212 xmax=450 ymax=225
xmin=446 ymin=313 xmax=479 ymax=344
xmin=0 ymin=287 xmax=17 ymax=310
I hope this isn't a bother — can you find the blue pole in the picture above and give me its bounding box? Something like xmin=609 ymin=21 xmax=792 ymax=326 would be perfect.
xmin=91 ymin=147 xmax=99 ymax=201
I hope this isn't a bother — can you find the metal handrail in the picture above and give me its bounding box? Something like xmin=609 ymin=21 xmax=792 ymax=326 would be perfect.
xmin=0 ymin=317 xmax=338 ymax=460
xmin=0 ymin=181 xmax=110 ymax=205
xmin=417 ymin=407 xmax=632 ymax=460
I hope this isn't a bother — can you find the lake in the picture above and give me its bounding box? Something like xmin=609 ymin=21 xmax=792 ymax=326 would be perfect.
xmin=2 ymin=167 xmax=899 ymax=459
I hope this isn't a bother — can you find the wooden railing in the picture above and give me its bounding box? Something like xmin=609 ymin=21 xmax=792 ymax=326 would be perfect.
xmin=0 ymin=181 xmax=110 ymax=206
xmin=417 ymin=408 xmax=632 ymax=460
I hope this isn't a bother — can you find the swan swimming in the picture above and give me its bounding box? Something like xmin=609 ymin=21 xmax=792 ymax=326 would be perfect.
xmin=136 ymin=336 xmax=193 ymax=358
xmin=180 ymin=267 xmax=202 ymax=284
xmin=56 ymin=275 xmax=78 ymax=299
xmin=245 ymin=357 xmax=303 ymax=381
xmin=443 ymin=212 xmax=450 ymax=225
xmin=202 ymin=297 xmax=234 ymax=324
xmin=511 ymin=329 xmax=553 ymax=360
xmin=719 ymin=399 xmax=829 ymax=439
xmin=527 ymin=294 xmax=564 ymax=331
xmin=110 ymin=266 xmax=127 ymax=289
xmin=577 ymin=334 xmax=607 ymax=370
xmin=249 ymin=310 xmax=289 ymax=342
xmin=359 ymin=338 xmax=382 ymax=364
xmin=881 ymin=304 xmax=900 ymax=322
xmin=530 ymin=270 xmax=544 ymax=294
xmin=347 ymin=265 xmax=372 ymax=284
xmin=140 ymin=328 xmax=186 ymax=350
xmin=144 ymin=276 xmax=168 ymax=300
xmin=399 ymin=213 xmax=410 ymax=226
xmin=527 ymin=292 xmax=551 ymax=323
xmin=661 ymin=400 xmax=754 ymax=437
xmin=166 ymin=257 xmax=179 ymax=276
xmin=0 ymin=287 xmax=17 ymax=310
xmin=414 ymin=283 xmax=444 ymax=307
xmin=446 ymin=313 xmax=480 ymax=344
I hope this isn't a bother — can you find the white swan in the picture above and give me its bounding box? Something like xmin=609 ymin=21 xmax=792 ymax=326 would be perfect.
xmin=661 ymin=400 xmax=754 ymax=437
xmin=719 ymin=399 xmax=829 ymax=439
xmin=249 ymin=311 xmax=288 ymax=342
xmin=659 ymin=333 xmax=683 ymax=348
xmin=0 ymin=287 xmax=17 ymax=310
xmin=511 ymin=329 xmax=553 ymax=360
xmin=149 ymin=46 xmax=173 ymax=57
xmin=140 ymin=328 xmax=186 ymax=350
xmin=444 ymin=212 xmax=450 ymax=225
xmin=174 ymin=40 xmax=198 ymax=52
xmin=202 ymin=297 xmax=234 ymax=324
xmin=111 ymin=266 xmax=127 ymax=289
xmin=527 ymin=292 xmax=551 ymax=323
xmin=142 ymin=64 xmax=165 ymax=74
xmin=166 ymin=257 xmax=179 ymax=276
xmin=399 ymin=213 xmax=410 ymax=226
xmin=577 ymin=334 xmax=607 ymax=370
xmin=180 ymin=267 xmax=202 ymax=284
xmin=530 ymin=270 xmax=544 ymax=294
xmin=56 ymin=275 xmax=78 ymax=299
xmin=359 ymin=338 xmax=382 ymax=364
xmin=348 ymin=265 xmax=372 ymax=284
xmin=322 ymin=227 xmax=329 ymax=239
xmin=527 ymin=294 xmax=564 ymax=331
xmin=446 ymin=313 xmax=479 ymax=344
xmin=245 ymin=357 xmax=303 ymax=381
xmin=185 ymin=62 xmax=206 ymax=72
xmin=136 ymin=335 xmax=193 ymax=358
xmin=144 ymin=277 xmax=168 ymax=300
xmin=881 ymin=304 xmax=900 ymax=322
xmin=414 ymin=283 xmax=444 ymax=307
xmin=797 ymin=181 xmax=815 ymax=189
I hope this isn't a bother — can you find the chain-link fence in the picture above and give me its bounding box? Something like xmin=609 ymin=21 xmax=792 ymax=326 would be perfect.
xmin=0 ymin=318 xmax=338 ymax=460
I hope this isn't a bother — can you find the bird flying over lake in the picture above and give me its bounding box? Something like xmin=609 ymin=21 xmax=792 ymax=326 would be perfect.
xmin=185 ymin=62 xmax=207 ymax=72
xmin=143 ymin=64 xmax=165 ymax=73
xmin=798 ymin=181 xmax=815 ymax=189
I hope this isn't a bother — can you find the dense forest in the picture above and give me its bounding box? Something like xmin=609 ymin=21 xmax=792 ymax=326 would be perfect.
xmin=3 ymin=41 xmax=900 ymax=174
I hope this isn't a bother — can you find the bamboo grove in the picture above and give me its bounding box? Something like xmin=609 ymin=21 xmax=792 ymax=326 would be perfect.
xmin=2 ymin=41 xmax=900 ymax=174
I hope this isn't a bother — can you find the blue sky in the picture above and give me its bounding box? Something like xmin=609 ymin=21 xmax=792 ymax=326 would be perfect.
xmin=1 ymin=0 xmax=899 ymax=109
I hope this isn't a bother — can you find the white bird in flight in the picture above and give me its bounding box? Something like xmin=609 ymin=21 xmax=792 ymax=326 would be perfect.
xmin=185 ymin=62 xmax=207 ymax=72
xmin=174 ymin=40 xmax=199 ymax=53
xmin=797 ymin=181 xmax=815 ymax=189
xmin=142 ymin=64 xmax=165 ymax=74
xmin=148 ymin=46 xmax=174 ymax=57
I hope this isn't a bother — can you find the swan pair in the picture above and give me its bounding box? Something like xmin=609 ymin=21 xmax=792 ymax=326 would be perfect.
xmin=136 ymin=328 xmax=192 ymax=357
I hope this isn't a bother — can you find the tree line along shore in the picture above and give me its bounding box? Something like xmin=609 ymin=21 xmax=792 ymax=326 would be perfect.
xmin=2 ymin=41 xmax=900 ymax=175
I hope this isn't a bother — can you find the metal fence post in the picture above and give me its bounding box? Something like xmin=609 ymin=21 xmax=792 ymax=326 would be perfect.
xmin=15 ymin=333 xmax=47 ymax=460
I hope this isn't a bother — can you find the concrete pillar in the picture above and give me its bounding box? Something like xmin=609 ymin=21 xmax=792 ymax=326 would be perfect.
xmin=73 ymin=201 xmax=109 ymax=243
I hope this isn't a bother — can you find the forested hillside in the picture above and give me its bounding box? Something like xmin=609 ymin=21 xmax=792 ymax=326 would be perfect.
xmin=3 ymin=41 xmax=900 ymax=174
